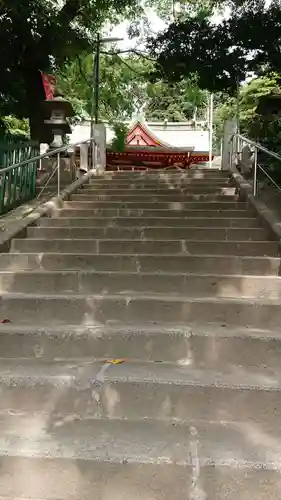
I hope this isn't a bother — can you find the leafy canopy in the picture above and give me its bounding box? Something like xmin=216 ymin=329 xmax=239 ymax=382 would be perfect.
xmin=57 ymin=52 xmax=209 ymax=123
xmin=150 ymin=0 xmax=281 ymax=93
xmin=0 ymin=0 xmax=138 ymax=120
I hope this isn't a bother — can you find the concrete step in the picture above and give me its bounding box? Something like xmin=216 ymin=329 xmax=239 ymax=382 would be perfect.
xmin=38 ymin=216 xmax=261 ymax=228
xmin=58 ymin=208 xmax=254 ymax=218
xmin=0 ymin=418 xmax=279 ymax=499
xmin=1 ymin=271 xmax=281 ymax=299
xmin=2 ymin=165 xmax=279 ymax=499
xmin=70 ymin=193 xmax=237 ymax=202
xmin=63 ymin=200 xmax=248 ymax=210
xmin=0 ymin=323 xmax=281 ymax=369
xmin=102 ymin=170 xmax=229 ymax=178
xmin=0 ymin=359 xmax=281 ymax=424
xmin=0 ymin=454 xmax=190 ymax=500
xmin=1 ymin=293 xmax=281 ymax=329
xmin=26 ymin=226 xmax=268 ymax=242
xmin=1 ymin=253 xmax=280 ymax=274
xmin=85 ymin=179 xmax=231 ymax=187
xmin=10 ymin=238 xmax=279 ymax=256
xmin=77 ymin=186 xmax=236 ymax=195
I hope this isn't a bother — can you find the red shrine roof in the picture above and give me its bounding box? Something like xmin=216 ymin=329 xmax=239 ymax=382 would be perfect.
xmin=126 ymin=118 xmax=174 ymax=148
xmin=107 ymin=117 xmax=212 ymax=170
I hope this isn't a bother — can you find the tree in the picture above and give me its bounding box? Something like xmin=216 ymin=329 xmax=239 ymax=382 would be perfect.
xmin=214 ymin=73 xmax=281 ymax=181
xmin=0 ymin=0 xmax=138 ymax=139
xmin=214 ymin=73 xmax=281 ymax=141
xmin=56 ymin=53 xmax=151 ymax=122
xmin=150 ymin=0 xmax=281 ymax=93
xmin=57 ymin=51 xmax=208 ymax=123
xmin=145 ymin=78 xmax=208 ymax=121
xmin=145 ymin=0 xmax=218 ymax=22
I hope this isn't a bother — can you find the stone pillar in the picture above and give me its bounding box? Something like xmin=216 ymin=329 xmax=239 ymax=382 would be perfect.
xmin=221 ymin=119 xmax=237 ymax=170
xmin=92 ymin=123 xmax=106 ymax=172
xmin=79 ymin=143 xmax=89 ymax=172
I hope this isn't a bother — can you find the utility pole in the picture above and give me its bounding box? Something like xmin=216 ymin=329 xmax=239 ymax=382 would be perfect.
xmin=90 ymin=33 xmax=100 ymax=139
xmin=90 ymin=34 xmax=123 ymax=138
xmin=236 ymin=79 xmax=240 ymax=135
xmin=94 ymin=33 xmax=101 ymax=125
xmin=208 ymin=93 xmax=214 ymax=168
xmin=235 ymin=79 xmax=240 ymax=162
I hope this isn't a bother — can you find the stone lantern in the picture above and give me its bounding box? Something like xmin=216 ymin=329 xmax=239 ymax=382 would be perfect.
xmin=42 ymin=95 xmax=74 ymax=150
xmin=256 ymin=95 xmax=281 ymax=117
xmin=38 ymin=95 xmax=76 ymax=190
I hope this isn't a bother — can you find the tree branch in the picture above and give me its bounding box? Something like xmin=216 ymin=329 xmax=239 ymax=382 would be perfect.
xmin=57 ymin=0 xmax=85 ymax=25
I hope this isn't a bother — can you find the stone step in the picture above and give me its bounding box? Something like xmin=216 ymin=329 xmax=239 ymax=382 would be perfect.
xmin=103 ymin=172 xmax=228 ymax=179
xmin=63 ymin=200 xmax=248 ymax=210
xmin=1 ymin=253 xmax=280 ymax=274
xmin=0 ymin=359 xmax=281 ymax=424
xmin=0 ymin=323 xmax=280 ymax=368
xmin=1 ymin=271 xmax=281 ymax=299
xmin=58 ymin=208 xmax=254 ymax=218
xmin=101 ymin=170 xmax=228 ymax=178
xmin=0 ymin=418 xmax=279 ymax=499
xmin=77 ymin=186 xmax=236 ymax=195
xmin=38 ymin=216 xmax=261 ymax=228
xmin=70 ymin=193 xmax=237 ymax=202
xmin=1 ymin=293 xmax=281 ymax=329
xmin=0 ymin=454 xmax=190 ymax=500
xmin=26 ymin=226 xmax=268 ymax=242
xmin=85 ymin=179 xmax=231 ymax=187
xmin=10 ymin=238 xmax=279 ymax=256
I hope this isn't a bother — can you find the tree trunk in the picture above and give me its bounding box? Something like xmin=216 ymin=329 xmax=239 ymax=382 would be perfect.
xmin=22 ymin=61 xmax=47 ymax=142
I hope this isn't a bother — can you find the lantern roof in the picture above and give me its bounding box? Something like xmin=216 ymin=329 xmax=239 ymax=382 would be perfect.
xmin=41 ymin=96 xmax=74 ymax=117
xmin=256 ymin=94 xmax=281 ymax=115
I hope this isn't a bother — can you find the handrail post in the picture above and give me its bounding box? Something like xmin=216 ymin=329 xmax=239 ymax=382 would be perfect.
xmin=229 ymin=136 xmax=233 ymax=168
xmin=91 ymin=138 xmax=95 ymax=170
xmin=253 ymin=147 xmax=258 ymax=196
xmin=236 ymin=135 xmax=240 ymax=165
xmin=57 ymin=151 xmax=61 ymax=196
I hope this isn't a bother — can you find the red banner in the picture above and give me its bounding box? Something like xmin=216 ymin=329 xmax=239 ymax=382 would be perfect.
xmin=41 ymin=72 xmax=56 ymax=100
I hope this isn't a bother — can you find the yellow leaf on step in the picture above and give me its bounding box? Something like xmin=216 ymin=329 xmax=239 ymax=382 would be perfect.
xmin=107 ymin=359 xmax=125 ymax=365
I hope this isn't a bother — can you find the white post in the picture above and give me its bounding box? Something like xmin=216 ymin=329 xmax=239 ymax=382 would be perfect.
xmin=221 ymin=118 xmax=237 ymax=170
xmin=208 ymin=93 xmax=214 ymax=168
xmin=80 ymin=143 xmax=89 ymax=171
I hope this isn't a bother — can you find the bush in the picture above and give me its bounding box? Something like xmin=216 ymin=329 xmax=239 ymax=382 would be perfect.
xmin=110 ymin=122 xmax=128 ymax=152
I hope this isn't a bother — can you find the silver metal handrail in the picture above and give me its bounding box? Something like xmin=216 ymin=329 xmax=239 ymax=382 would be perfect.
xmin=229 ymin=133 xmax=281 ymax=197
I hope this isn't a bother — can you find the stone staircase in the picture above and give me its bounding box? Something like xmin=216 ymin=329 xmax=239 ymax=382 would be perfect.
xmin=0 ymin=168 xmax=281 ymax=498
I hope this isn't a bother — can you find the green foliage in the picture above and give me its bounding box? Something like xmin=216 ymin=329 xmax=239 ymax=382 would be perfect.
xmin=57 ymin=53 xmax=148 ymax=122
xmin=0 ymin=0 xmax=139 ymax=136
xmin=214 ymin=73 xmax=281 ymax=141
xmin=146 ymin=77 xmax=208 ymax=121
xmin=0 ymin=116 xmax=30 ymax=141
xmin=110 ymin=122 xmax=129 ymax=151
xmin=215 ymin=73 xmax=281 ymax=182
xmin=57 ymin=52 xmax=208 ymax=123
xmin=144 ymin=0 xmax=219 ymax=21
xmin=150 ymin=1 xmax=281 ymax=93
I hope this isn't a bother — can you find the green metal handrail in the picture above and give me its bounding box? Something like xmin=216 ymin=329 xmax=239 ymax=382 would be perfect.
xmin=0 ymin=141 xmax=39 ymax=169
xmin=0 ymin=138 xmax=97 ymax=215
